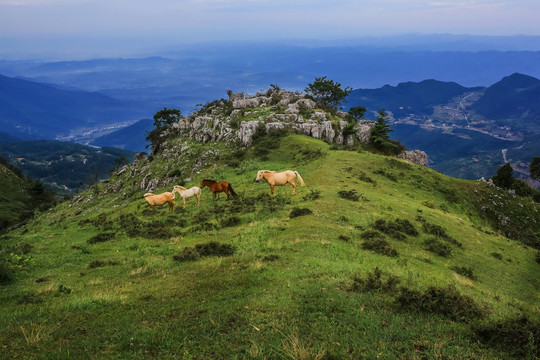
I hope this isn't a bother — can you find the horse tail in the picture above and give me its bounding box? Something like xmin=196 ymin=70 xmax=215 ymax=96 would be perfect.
xmin=294 ymin=171 xmax=305 ymax=186
xmin=228 ymin=183 xmax=238 ymax=197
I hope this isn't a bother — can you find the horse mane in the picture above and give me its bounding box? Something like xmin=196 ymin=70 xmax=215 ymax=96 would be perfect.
xmin=258 ymin=170 xmax=274 ymax=174
xmin=173 ymin=185 xmax=187 ymax=191
xmin=202 ymin=179 xmax=217 ymax=183
xmin=144 ymin=193 xmax=154 ymax=197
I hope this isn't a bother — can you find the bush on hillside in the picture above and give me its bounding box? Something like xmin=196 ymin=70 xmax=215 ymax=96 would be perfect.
xmin=173 ymin=241 xmax=236 ymax=262
xmin=361 ymin=238 xmax=398 ymax=257
xmin=372 ymin=218 xmax=419 ymax=240
xmin=289 ymin=208 xmax=312 ymax=218
xmin=474 ymin=316 xmax=540 ymax=358
xmin=396 ymin=285 xmax=486 ymax=321
xmin=338 ymin=189 xmax=361 ymax=201
xmin=87 ymin=232 xmax=116 ymax=244
xmin=424 ymin=237 xmax=452 ymax=257
xmin=349 ymin=267 xmax=400 ymax=293
xmin=451 ymin=266 xmax=475 ymax=280
xmin=195 ymin=241 xmax=236 ymax=257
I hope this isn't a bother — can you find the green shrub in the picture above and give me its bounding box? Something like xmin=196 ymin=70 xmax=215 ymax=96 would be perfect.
xmin=290 ymin=208 xmax=312 ymax=218
xmin=396 ymin=285 xmax=485 ymax=321
xmin=361 ymin=238 xmax=398 ymax=257
xmin=338 ymin=189 xmax=361 ymax=201
xmin=357 ymin=171 xmax=376 ymax=184
xmin=350 ymin=267 xmax=400 ymax=293
xmin=0 ymin=260 xmax=14 ymax=283
xmin=195 ymin=241 xmax=236 ymax=257
xmin=221 ymin=216 xmax=241 ymax=227
xmin=451 ymin=266 xmax=475 ymax=279
xmin=87 ymin=232 xmax=116 ymax=244
xmin=338 ymin=235 xmax=351 ymax=242
xmin=474 ymin=316 xmax=540 ymax=358
xmin=360 ymin=230 xmax=384 ymax=240
xmin=262 ymin=254 xmax=280 ymax=262
xmin=416 ymin=216 xmax=462 ymax=248
xmin=88 ymin=260 xmax=119 ymax=268
xmin=58 ymin=284 xmax=72 ymax=295
xmin=372 ymin=218 xmax=419 ymax=240
xmin=424 ymin=237 xmax=452 ymax=257
xmin=302 ymin=189 xmax=321 ymax=201
xmin=173 ymin=247 xmax=200 ymax=262
xmin=374 ymin=169 xmax=398 ymax=182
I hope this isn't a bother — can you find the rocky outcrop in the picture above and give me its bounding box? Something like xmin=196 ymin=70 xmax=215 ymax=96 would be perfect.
xmin=397 ymin=150 xmax=429 ymax=166
xmin=169 ymin=88 xmax=428 ymax=166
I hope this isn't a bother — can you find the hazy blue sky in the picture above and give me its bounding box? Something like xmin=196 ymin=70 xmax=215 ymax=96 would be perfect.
xmin=1 ymin=0 xmax=539 ymax=58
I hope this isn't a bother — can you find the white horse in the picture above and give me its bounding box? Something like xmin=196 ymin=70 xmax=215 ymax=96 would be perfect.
xmin=172 ymin=185 xmax=201 ymax=208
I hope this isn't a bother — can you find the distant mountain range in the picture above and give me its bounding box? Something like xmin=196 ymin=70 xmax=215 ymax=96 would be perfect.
xmin=346 ymin=73 xmax=540 ymax=182
xmin=0 ymin=74 xmax=155 ymax=141
xmin=471 ymin=73 xmax=540 ymax=122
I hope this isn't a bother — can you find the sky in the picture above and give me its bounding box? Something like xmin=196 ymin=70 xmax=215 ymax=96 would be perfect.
xmin=1 ymin=0 xmax=539 ymax=58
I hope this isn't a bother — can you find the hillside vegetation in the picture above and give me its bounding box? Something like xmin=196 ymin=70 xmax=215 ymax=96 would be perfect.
xmin=0 ymin=140 xmax=134 ymax=194
xmin=1 ymin=125 xmax=539 ymax=358
xmin=0 ymin=157 xmax=56 ymax=231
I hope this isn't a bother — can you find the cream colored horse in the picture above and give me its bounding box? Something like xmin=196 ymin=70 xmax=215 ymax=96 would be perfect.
xmin=143 ymin=192 xmax=176 ymax=214
xmin=172 ymin=185 xmax=201 ymax=208
xmin=255 ymin=170 xmax=305 ymax=195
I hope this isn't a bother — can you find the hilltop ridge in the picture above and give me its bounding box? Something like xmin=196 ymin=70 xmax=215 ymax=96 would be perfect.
xmin=161 ymin=87 xmax=428 ymax=169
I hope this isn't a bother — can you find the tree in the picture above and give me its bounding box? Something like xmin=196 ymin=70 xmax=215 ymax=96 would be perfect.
xmin=152 ymin=108 xmax=182 ymax=129
xmin=146 ymin=108 xmax=182 ymax=153
xmin=370 ymin=109 xmax=403 ymax=155
xmin=304 ymin=76 xmax=352 ymax=110
xmin=530 ymin=157 xmax=540 ymax=181
xmin=348 ymin=106 xmax=366 ymax=121
xmin=492 ymin=162 xmax=514 ymax=188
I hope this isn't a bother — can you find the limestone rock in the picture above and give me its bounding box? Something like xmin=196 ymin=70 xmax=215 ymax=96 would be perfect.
xmin=397 ymin=150 xmax=429 ymax=166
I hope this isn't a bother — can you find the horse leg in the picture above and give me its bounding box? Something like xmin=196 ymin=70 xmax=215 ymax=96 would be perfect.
xmin=225 ymin=189 xmax=230 ymax=200
xmin=290 ymin=181 xmax=297 ymax=195
xmin=196 ymin=193 xmax=200 ymax=206
xmin=270 ymin=184 xmax=275 ymax=196
xmin=183 ymin=197 xmax=187 ymax=208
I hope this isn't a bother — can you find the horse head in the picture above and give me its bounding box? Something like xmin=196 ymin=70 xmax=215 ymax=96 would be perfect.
xmin=255 ymin=170 xmax=272 ymax=182
xmin=172 ymin=185 xmax=186 ymax=194
xmin=255 ymin=170 xmax=264 ymax=182
xmin=200 ymin=179 xmax=215 ymax=188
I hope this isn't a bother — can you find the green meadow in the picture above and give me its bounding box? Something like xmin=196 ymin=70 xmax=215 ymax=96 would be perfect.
xmin=1 ymin=134 xmax=539 ymax=359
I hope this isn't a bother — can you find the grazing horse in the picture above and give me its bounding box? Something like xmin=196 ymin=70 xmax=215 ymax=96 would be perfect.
xmin=255 ymin=170 xmax=305 ymax=195
xmin=200 ymin=179 xmax=238 ymax=201
xmin=143 ymin=192 xmax=176 ymax=214
xmin=172 ymin=185 xmax=201 ymax=208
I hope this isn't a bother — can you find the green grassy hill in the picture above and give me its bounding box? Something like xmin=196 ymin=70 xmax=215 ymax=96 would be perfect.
xmin=0 ymin=161 xmax=31 ymax=229
xmin=1 ymin=133 xmax=539 ymax=359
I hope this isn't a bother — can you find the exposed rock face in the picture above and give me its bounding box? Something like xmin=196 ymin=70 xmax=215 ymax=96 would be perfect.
xmin=169 ymin=88 xmax=428 ymax=166
xmin=397 ymin=150 xmax=429 ymax=166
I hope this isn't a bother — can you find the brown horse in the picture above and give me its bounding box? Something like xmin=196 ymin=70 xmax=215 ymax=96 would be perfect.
xmin=200 ymin=179 xmax=238 ymax=201
xmin=255 ymin=170 xmax=305 ymax=195
xmin=143 ymin=192 xmax=176 ymax=214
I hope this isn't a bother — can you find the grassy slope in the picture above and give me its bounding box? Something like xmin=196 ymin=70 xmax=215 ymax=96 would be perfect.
xmin=0 ymin=162 xmax=31 ymax=228
xmin=1 ymin=134 xmax=539 ymax=359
